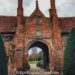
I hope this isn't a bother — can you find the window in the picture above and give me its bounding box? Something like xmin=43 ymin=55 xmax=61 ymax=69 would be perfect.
xmin=35 ymin=30 xmax=41 ymax=38
xmin=3 ymin=36 xmax=13 ymax=41
xmin=35 ymin=17 xmax=41 ymax=24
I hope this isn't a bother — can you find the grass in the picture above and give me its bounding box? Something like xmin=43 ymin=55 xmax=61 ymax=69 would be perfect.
xmin=29 ymin=61 xmax=38 ymax=64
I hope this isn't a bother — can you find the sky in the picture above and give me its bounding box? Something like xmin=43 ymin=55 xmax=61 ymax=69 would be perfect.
xmin=28 ymin=47 xmax=42 ymax=55
xmin=0 ymin=0 xmax=75 ymax=17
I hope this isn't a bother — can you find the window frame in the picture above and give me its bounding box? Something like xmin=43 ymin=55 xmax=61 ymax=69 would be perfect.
xmin=35 ymin=16 xmax=41 ymax=25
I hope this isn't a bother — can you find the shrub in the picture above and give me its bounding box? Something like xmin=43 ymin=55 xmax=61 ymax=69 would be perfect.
xmin=0 ymin=35 xmax=8 ymax=75
xmin=37 ymin=60 xmax=44 ymax=68
xmin=63 ymin=28 xmax=75 ymax=75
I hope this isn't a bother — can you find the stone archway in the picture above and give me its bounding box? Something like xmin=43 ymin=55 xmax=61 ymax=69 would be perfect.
xmin=27 ymin=40 xmax=50 ymax=70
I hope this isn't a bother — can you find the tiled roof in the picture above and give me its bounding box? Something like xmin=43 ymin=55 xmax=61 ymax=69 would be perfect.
xmin=59 ymin=17 xmax=75 ymax=32
xmin=0 ymin=16 xmax=17 ymax=32
xmin=0 ymin=16 xmax=75 ymax=33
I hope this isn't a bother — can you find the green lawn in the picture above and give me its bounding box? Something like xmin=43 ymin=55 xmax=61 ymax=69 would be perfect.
xmin=29 ymin=61 xmax=38 ymax=64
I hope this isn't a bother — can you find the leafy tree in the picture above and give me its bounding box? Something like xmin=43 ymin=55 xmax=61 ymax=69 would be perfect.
xmin=29 ymin=50 xmax=43 ymax=61
xmin=63 ymin=28 xmax=75 ymax=75
xmin=0 ymin=35 xmax=8 ymax=75
xmin=29 ymin=54 xmax=37 ymax=61
xmin=37 ymin=51 xmax=43 ymax=61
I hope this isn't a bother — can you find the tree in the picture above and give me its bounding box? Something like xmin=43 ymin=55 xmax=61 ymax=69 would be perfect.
xmin=37 ymin=51 xmax=43 ymax=61
xmin=0 ymin=35 xmax=8 ymax=75
xmin=63 ymin=28 xmax=75 ymax=75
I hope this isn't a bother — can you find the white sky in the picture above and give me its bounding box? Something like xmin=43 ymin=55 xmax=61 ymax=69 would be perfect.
xmin=0 ymin=0 xmax=75 ymax=17
xmin=28 ymin=47 xmax=42 ymax=55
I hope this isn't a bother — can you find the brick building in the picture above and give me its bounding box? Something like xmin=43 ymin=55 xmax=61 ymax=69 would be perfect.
xmin=0 ymin=0 xmax=75 ymax=74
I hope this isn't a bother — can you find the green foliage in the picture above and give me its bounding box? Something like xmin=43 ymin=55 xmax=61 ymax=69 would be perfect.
xmin=36 ymin=51 xmax=44 ymax=68
xmin=29 ymin=61 xmax=38 ymax=64
xmin=29 ymin=55 xmax=37 ymax=61
xmin=0 ymin=35 xmax=8 ymax=75
xmin=37 ymin=60 xmax=44 ymax=68
xmin=63 ymin=28 xmax=75 ymax=75
xmin=37 ymin=51 xmax=43 ymax=61
xmin=29 ymin=51 xmax=43 ymax=61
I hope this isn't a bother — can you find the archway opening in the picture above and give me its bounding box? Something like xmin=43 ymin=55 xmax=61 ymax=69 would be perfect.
xmin=28 ymin=41 xmax=50 ymax=70
xmin=28 ymin=47 xmax=43 ymax=69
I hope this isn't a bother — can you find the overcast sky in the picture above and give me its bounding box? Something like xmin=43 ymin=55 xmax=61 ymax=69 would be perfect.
xmin=0 ymin=0 xmax=75 ymax=17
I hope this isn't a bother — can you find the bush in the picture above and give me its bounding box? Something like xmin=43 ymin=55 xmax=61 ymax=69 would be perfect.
xmin=63 ymin=28 xmax=75 ymax=75
xmin=37 ymin=60 xmax=44 ymax=68
xmin=0 ymin=35 xmax=8 ymax=75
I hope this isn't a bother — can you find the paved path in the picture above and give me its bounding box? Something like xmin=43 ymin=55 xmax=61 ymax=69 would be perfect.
xmin=29 ymin=64 xmax=60 ymax=75
xmin=30 ymin=64 xmax=40 ymax=69
xmin=29 ymin=64 xmax=49 ymax=75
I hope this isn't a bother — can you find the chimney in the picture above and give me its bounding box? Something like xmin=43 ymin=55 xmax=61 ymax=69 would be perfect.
xmin=17 ymin=0 xmax=23 ymax=16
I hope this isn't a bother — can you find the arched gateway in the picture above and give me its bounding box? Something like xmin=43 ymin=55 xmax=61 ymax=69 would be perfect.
xmin=27 ymin=40 xmax=50 ymax=69
xmin=11 ymin=0 xmax=63 ymax=73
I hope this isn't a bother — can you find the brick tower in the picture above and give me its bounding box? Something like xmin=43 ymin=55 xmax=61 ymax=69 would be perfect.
xmin=50 ymin=0 xmax=63 ymax=70
xmin=13 ymin=0 xmax=25 ymax=69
